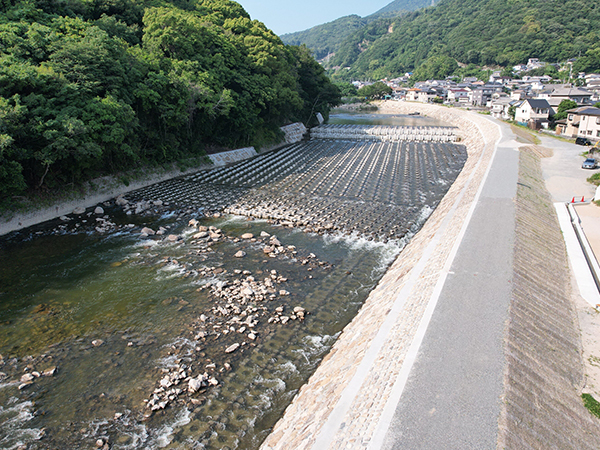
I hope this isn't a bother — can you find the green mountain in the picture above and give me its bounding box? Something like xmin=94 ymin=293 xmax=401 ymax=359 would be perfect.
xmin=372 ymin=0 xmax=433 ymax=18
xmin=329 ymin=0 xmax=600 ymax=81
xmin=0 ymin=0 xmax=340 ymax=200
xmin=280 ymin=0 xmax=432 ymax=61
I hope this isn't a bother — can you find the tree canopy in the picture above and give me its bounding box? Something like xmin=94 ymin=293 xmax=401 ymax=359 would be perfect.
xmin=357 ymin=82 xmax=393 ymax=99
xmin=280 ymin=0 xmax=432 ymax=62
xmin=0 ymin=0 xmax=340 ymax=201
xmin=553 ymin=99 xmax=578 ymax=120
xmin=327 ymin=0 xmax=600 ymax=81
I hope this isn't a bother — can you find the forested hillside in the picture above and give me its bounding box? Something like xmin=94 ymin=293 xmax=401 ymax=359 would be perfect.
xmin=280 ymin=0 xmax=431 ymax=61
xmin=329 ymin=0 xmax=600 ymax=81
xmin=0 ymin=0 xmax=340 ymax=200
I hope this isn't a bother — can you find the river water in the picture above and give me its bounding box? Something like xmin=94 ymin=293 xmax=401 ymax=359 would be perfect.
xmin=0 ymin=112 xmax=459 ymax=449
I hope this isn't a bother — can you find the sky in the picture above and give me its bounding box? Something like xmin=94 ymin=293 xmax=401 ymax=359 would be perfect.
xmin=237 ymin=0 xmax=394 ymax=35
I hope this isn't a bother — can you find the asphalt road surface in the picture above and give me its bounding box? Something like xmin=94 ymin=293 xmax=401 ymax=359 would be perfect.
xmin=377 ymin=120 xmax=519 ymax=449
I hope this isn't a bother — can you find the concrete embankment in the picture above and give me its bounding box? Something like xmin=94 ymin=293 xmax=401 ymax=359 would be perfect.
xmin=498 ymin=148 xmax=600 ymax=448
xmin=261 ymin=103 xmax=600 ymax=449
xmin=261 ymin=103 xmax=502 ymax=449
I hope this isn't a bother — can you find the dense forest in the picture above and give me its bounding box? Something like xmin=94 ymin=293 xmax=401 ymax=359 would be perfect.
xmin=0 ymin=0 xmax=341 ymax=200
xmin=280 ymin=0 xmax=432 ymax=61
xmin=327 ymin=0 xmax=600 ymax=81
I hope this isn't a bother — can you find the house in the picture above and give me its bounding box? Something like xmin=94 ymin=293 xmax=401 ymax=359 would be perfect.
xmin=514 ymin=99 xmax=551 ymax=125
xmin=550 ymin=86 xmax=593 ymax=105
xmin=469 ymin=84 xmax=502 ymax=106
xmin=490 ymin=97 xmax=514 ymax=120
xmin=513 ymin=64 xmax=528 ymax=73
xmin=447 ymin=88 xmax=470 ymax=103
xmin=560 ymin=107 xmax=600 ymax=140
xmin=511 ymin=90 xmax=527 ymax=101
xmin=417 ymin=88 xmax=439 ymax=103
xmin=405 ymin=88 xmax=421 ymax=102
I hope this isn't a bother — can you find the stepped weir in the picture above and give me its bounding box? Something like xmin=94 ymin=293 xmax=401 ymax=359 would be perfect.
xmin=128 ymin=124 xmax=466 ymax=242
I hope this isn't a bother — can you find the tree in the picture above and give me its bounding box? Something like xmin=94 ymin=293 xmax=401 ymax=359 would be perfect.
xmin=336 ymin=82 xmax=358 ymax=97
xmin=0 ymin=0 xmax=342 ymax=201
xmin=553 ymin=99 xmax=578 ymax=121
xmin=357 ymin=82 xmax=392 ymax=99
xmin=412 ymin=55 xmax=458 ymax=81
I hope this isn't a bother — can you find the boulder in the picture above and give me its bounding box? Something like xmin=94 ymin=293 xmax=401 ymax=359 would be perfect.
xmin=234 ymin=251 xmax=246 ymax=258
xmin=72 ymin=207 xmax=86 ymax=215
xmin=94 ymin=206 xmax=104 ymax=215
xmin=141 ymin=227 xmax=155 ymax=236
xmin=188 ymin=375 xmax=207 ymax=393
xmin=20 ymin=373 xmax=34 ymax=383
xmin=115 ymin=196 xmax=128 ymax=206
xmin=225 ymin=343 xmax=240 ymax=353
xmin=42 ymin=367 xmax=57 ymax=377
xmin=241 ymin=233 xmax=254 ymax=239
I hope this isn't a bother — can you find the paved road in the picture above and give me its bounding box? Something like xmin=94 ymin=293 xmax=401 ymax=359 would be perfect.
xmin=376 ymin=120 xmax=519 ymax=449
xmin=539 ymin=134 xmax=597 ymax=202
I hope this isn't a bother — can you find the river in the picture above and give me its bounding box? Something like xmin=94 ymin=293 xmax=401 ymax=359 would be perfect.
xmin=0 ymin=112 xmax=461 ymax=449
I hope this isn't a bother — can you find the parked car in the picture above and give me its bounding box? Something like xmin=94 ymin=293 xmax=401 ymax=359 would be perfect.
xmin=576 ymin=137 xmax=593 ymax=146
xmin=582 ymin=158 xmax=598 ymax=169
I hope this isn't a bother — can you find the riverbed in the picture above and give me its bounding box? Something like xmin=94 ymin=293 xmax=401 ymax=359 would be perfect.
xmin=0 ymin=113 xmax=465 ymax=449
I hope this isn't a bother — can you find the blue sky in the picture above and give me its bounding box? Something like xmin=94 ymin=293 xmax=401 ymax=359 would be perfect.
xmin=237 ymin=0 xmax=394 ymax=35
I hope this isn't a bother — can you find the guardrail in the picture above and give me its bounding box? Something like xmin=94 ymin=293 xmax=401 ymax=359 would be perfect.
xmin=567 ymin=202 xmax=600 ymax=294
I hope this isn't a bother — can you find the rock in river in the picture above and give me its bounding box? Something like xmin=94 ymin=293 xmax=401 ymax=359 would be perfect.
xmin=141 ymin=227 xmax=155 ymax=236
xmin=225 ymin=343 xmax=240 ymax=353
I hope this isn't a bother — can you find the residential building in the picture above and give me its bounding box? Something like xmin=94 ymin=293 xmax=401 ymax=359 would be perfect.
xmin=514 ymin=99 xmax=551 ymax=125
xmin=561 ymin=107 xmax=600 ymax=139
xmin=511 ymin=90 xmax=527 ymax=101
xmin=550 ymin=86 xmax=593 ymax=105
xmin=447 ymin=88 xmax=470 ymax=103
xmin=405 ymin=88 xmax=421 ymax=102
xmin=490 ymin=97 xmax=514 ymax=120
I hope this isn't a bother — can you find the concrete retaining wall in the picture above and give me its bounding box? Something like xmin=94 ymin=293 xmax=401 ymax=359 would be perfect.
xmin=208 ymin=147 xmax=257 ymax=166
xmin=281 ymin=122 xmax=307 ymax=144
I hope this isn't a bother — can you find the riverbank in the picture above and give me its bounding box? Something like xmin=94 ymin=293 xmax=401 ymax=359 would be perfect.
xmin=0 ymin=164 xmax=215 ymax=238
xmin=261 ymin=101 xmax=503 ymax=449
